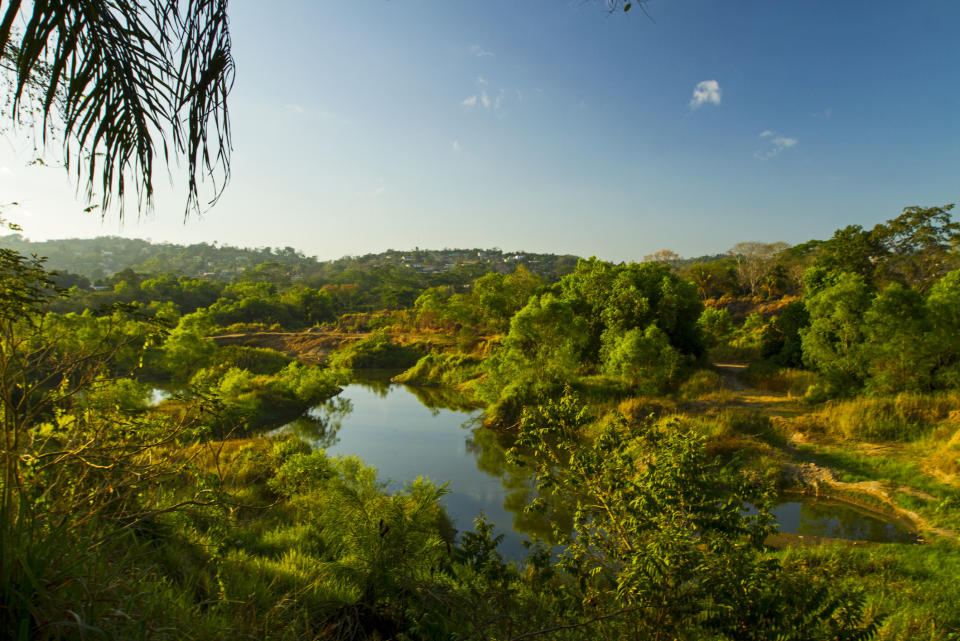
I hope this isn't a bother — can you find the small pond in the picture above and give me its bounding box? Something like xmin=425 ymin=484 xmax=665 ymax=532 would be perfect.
xmin=277 ymin=375 xmax=917 ymax=558
xmin=770 ymin=499 xmax=917 ymax=544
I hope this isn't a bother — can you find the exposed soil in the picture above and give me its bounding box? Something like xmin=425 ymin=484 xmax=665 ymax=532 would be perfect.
xmin=714 ymin=361 xmax=957 ymax=542
xmin=211 ymin=330 xmax=366 ymax=362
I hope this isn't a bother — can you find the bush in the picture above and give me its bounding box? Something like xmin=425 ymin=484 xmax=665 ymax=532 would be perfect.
xmin=211 ymin=345 xmax=292 ymax=374
xmin=393 ymin=352 xmax=483 ymax=387
xmin=747 ymin=363 xmax=821 ymax=396
xmin=327 ymin=331 xmax=423 ymax=369
xmin=678 ymin=369 xmax=721 ymax=398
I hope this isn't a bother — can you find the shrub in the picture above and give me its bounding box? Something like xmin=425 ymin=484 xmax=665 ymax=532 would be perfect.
xmin=393 ymin=353 xmax=483 ymax=387
xmin=678 ymin=369 xmax=721 ymax=398
xmin=747 ymin=363 xmax=822 ymax=396
xmin=327 ymin=331 xmax=423 ymax=369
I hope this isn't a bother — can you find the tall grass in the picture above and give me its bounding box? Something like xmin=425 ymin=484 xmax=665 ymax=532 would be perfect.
xmin=747 ymin=364 xmax=822 ymax=397
xmin=800 ymin=393 xmax=960 ymax=442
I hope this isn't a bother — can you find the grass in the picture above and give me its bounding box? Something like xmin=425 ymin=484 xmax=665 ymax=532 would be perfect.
xmin=747 ymin=364 xmax=822 ymax=397
xmin=799 ymin=393 xmax=960 ymax=442
xmin=794 ymin=444 xmax=960 ymax=534
xmin=781 ymin=541 xmax=960 ymax=641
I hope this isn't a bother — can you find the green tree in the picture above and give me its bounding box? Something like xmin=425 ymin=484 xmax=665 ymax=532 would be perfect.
xmin=800 ymin=273 xmax=873 ymax=394
xmin=601 ymin=324 xmax=683 ymax=393
xmin=760 ymin=301 xmax=809 ymax=367
xmin=699 ymin=307 xmax=734 ymax=349
xmin=862 ymin=283 xmax=934 ymax=393
xmin=873 ymin=204 xmax=960 ymax=289
xmin=511 ymin=390 xmax=879 ymax=640
xmin=925 ymin=269 xmax=960 ymax=388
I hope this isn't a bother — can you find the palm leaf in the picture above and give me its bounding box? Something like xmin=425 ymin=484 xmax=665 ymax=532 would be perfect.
xmin=0 ymin=0 xmax=233 ymax=219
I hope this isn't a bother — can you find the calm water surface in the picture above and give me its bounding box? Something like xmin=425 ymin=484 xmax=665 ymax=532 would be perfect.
xmin=283 ymin=375 xmax=547 ymax=559
xmin=281 ymin=376 xmax=916 ymax=558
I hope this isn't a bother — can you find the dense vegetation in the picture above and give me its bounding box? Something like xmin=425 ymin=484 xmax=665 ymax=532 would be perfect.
xmin=2 ymin=205 xmax=959 ymax=639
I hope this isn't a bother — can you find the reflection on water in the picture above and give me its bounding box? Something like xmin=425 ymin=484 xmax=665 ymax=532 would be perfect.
xmin=773 ymin=499 xmax=917 ymax=544
xmin=283 ymin=396 xmax=354 ymax=450
xmin=149 ymin=387 xmax=172 ymax=406
xmin=290 ymin=376 xmax=562 ymax=559
xmin=281 ymin=377 xmax=916 ymax=559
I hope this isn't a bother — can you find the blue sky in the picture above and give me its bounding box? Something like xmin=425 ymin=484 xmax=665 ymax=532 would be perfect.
xmin=2 ymin=0 xmax=958 ymax=262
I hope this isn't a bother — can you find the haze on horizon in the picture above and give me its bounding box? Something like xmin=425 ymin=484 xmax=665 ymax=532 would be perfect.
xmin=1 ymin=0 xmax=957 ymax=264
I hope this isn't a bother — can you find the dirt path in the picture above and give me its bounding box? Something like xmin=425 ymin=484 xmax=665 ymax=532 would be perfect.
xmin=711 ymin=361 xmax=957 ymax=541
xmin=210 ymin=330 xmax=367 ymax=361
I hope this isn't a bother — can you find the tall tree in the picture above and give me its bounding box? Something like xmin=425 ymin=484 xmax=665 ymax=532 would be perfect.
xmin=727 ymin=241 xmax=790 ymax=297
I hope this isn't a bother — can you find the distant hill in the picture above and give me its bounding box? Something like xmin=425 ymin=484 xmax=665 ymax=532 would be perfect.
xmin=0 ymin=235 xmax=582 ymax=283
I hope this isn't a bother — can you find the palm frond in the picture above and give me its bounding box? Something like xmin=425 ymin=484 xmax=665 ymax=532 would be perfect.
xmin=0 ymin=0 xmax=234 ymax=219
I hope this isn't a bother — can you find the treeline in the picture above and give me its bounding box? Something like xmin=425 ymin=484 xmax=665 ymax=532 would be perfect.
xmin=701 ymin=205 xmax=960 ymax=398
xmin=0 ymin=234 xmax=579 ymax=285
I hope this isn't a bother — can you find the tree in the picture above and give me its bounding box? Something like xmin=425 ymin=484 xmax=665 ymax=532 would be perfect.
xmin=813 ymin=225 xmax=885 ymax=281
xmin=800 ymin=273 xmax=873 ymax=393
xmin=1 ymin=1 xmax=233 ymax=218
xmin=727 ymin=241 xmax=790 ymax=297
xmin=510 ymin=390 xmax=880 ymax=640
xmin=862 ymin=283 xmax=934 ymax=393
xmin=873 ymin=204 xmax=960 ymax=290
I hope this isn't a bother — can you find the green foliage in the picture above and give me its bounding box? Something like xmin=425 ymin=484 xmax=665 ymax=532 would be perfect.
xmin=747 ymin=362 xmax=822 ymax=396
xmin=678 ymin=368 xmax=722 ymax=398
xmin=698 ymin=306 xmax=734 ymax=348
xmin=801 ymin=273 xmax=873 ymax=394
xmin=162 ymin=311 xmax=218 ymax=380
xmin=209 ymin=344 xmax=293 ymax=374
xmin=511 ymin=390 xmax=879 ymax=640
xmin=600 ymin=324 xmax=684 ymax=393
xmin=327 ymin=331 xmax=423 ymax=370
xmin=393 ymin=352 xmax=483 ymax=387
xmin=761 ymin=300 xmax=810 ymax=367
xmin=862 ymin=284 xmax=934 ymax=394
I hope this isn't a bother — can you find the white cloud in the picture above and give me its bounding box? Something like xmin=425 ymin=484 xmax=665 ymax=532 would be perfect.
xmin=476 ymin=76 xmax=488 ymax=85
xmin=451 ymin=140 xmax=460 ymax=152
xmin=462 ymin=88 xmax=503 ymax=111
xmin=470 ymin=44 xmax=494 ymax=57
xmin=689 ymin=80 xmax=721 ymax=109
xmin=371 ymin=179 xmax=385 ymax=198
xmin=754 ymin=131 xmax=798 ymax=159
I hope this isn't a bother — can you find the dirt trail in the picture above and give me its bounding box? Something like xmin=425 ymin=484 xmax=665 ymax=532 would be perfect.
xmin=712 ymin=361 xmax=957 ymax=541
xmin=211 ymin=330 xmax=366 ymax=361
xmin=713 ymin=362 xmax=749 ymax=391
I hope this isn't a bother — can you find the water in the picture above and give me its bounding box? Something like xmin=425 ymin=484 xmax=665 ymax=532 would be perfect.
xmin=279 ymin=377 xmax=917 ymax=558
xmin=281 ymin=375 xmax=552 ymax=559
xmin=149 ymin=387 xmax=172 ymax=405
xmin=771 ymin=499 xmax=917 ymax=544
